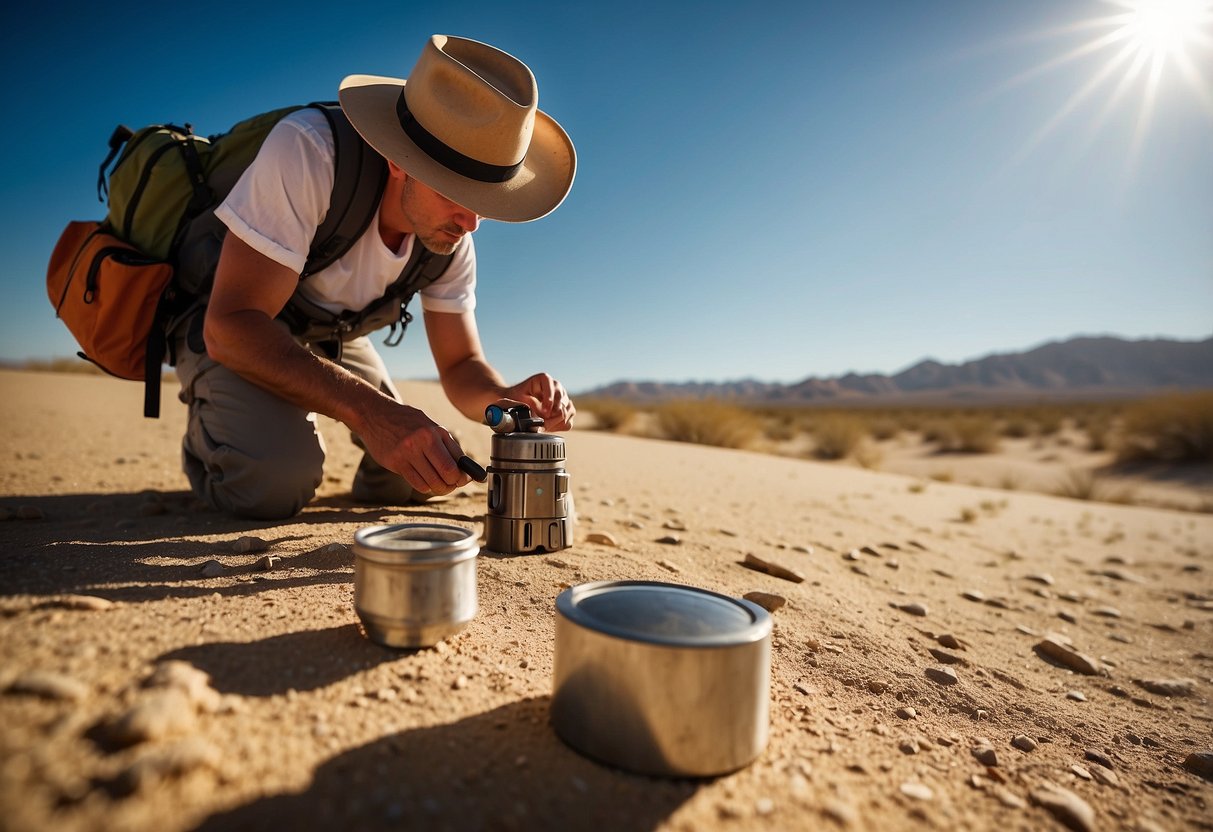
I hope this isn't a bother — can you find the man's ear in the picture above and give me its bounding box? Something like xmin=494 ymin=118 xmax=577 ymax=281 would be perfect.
xmin=387 ymin=161 xmax=407 ymax=182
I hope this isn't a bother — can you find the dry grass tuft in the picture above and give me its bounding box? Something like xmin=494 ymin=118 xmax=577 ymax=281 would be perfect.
xmin=578 ymin=398 xmax=637 ymax=432
xmin=810 ymin=416 xmax=866 ymax=460
xmin=654 ymin=400 xmax=759 ymax=449
xmin=1115 ymin=391 xmax=1213 ymax=464
xmin=1054 ymin=469 xmax=1136 ymax=504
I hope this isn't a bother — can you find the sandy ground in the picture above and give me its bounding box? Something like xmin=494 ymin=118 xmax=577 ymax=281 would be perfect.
xmin=1 ymin=369 xmax=1211 ymax=832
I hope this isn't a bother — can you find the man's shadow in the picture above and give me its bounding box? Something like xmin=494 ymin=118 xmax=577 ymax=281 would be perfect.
xmin=192 ymin=696 xmax=699 ymax=832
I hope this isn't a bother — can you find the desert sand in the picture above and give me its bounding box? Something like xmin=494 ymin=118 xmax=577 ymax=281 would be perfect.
xmin=1 ymin=369 xmax=1210 ymax=832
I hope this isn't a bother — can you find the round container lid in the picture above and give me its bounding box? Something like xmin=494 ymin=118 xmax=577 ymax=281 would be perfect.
xmin=556 ymin=581 xmax=771 ymax=647
xmin=353 ymin=523 xmax=479 ymax=564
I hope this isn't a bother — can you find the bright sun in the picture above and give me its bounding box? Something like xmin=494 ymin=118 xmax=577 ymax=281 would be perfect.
xmin=1003 ymin=0 xmax=1213 ymax=167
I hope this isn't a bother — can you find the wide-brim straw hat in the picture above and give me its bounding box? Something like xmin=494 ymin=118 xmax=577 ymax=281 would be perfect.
xmin=339 ymin=35 xmax=575 ymax=223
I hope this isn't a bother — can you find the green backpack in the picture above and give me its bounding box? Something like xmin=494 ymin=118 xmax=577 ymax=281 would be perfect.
xmin=51 ymin=102 xmax=451 ymax=417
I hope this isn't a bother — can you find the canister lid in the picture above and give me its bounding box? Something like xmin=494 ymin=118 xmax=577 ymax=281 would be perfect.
xmin=556 ymin=581 xmax=771 ymax=647
xmin=353 ymin=523 xmax=479 ymax=565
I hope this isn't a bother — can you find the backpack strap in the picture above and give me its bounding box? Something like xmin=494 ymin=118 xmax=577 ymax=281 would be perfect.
xmin=301 ymin=102 xmax=387 ymax=276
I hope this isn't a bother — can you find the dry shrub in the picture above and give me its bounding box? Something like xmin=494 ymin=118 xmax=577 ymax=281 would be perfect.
xmin=1116 ymin=392 xmax=1213 ymax=464
xmin=763 ymin=412 xmax=802 ymax=442
xmin=810 ymin=416 xmax=865 ymax=460
xmin=867 ymin=417 xmax=900 ymax=441
xmin=578 ymin=398 xmax=636 ymax=432
xmin=1054 ymin=469 xmax=1136 ymax=504
xmin=654 ymin=400 xmax=758 ymax=449
xmin=1001 ymin=416 xmax=1034 ymax=438
xmin=927 ymin=416 xmax=1000 ymax=453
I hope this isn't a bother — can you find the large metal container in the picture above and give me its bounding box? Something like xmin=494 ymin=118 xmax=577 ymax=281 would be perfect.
xmin=486 ymin=430 xmax=570 ymax=554
xmin=353 ymin=523 xmax=479 ymax=648
xmin=551 ymin=580 xmax=772 ymax=777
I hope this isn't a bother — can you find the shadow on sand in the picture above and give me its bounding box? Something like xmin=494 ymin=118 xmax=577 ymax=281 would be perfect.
xmin=0 ymin=490 xmax=483 ymax=602
xmin=192 ymin=696 xmax=699 ymax=832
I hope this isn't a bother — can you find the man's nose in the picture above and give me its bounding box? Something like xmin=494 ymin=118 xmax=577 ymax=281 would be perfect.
xmin=453 ymin=209 xmax=480 ymax=234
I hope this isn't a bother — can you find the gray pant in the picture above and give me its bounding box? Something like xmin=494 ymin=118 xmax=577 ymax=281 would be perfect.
xmin=174 ymin=325 xmax=419 ymax=519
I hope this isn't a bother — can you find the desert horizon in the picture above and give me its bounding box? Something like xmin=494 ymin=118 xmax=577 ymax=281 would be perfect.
xmin=1 ymin=368 xmax=1210 ymax=831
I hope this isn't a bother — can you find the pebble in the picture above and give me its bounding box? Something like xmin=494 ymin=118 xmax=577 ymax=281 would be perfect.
xmin=961 ymin=589 xmax=986 ymax=602
xmin=1030 ymin=785 xmax=1096 ymax=832
xmin=656 ymin=535 xmax=681 ymax=546
xmin=925 ymin=667 xmax=958 ymax=686
xmin=1058 ymin=611 xmax=1078 ymax=624
xmin=937 ymin=633 xmax=963 ymax=650
xmin=743 ymin=591 xmax=786 ymax=613
xmin=894 ymin=602 xmax=928 ymax=617
xmin=844 ymin=549 xmax=860 ymax=561
xmin=51 ymin=594 xmax=115 ymax=611
xmin=1090 ymin=765 xmax=1120 ymax=787
xmin=1093 ymin=606 xmax=1122 ymax=618
xmin=1011 ymin=734 xmax=1037 ymax=752
xmin=585 ymin=532 xmax=619 ymax=547
xmin=114 ymin=737 xmax=221 ymax=795
xmin=198 ymin=559 xmax=226 ymax=578
xmin=107 ymin=689 xmax=197 ymax=746
xmin=1071 ymin=764 xmax=1092 ymax=781
xmin=232 ymin=535 xmax=269 ymax=554
xmin=900 ymin=782 xmax=933 ymax=801
xmin=662 ymin=519 xmax=687 ymax=532
xmin=993 ymin=787 xmax=1026 ymax=809
xmin=742 ymin=552 xmax=805 ymax=583
xmin=898 ymin=739 xmax=919 ymax=755
xmin=1181 ymin=752 xmax=1213 ymax=780
xmin=1092 ymin=567 xmax=1144 ymax=583
xmin=928 ymin=648 xmax=963 ymax=665
xmin=860 ymin=546 xmax=882 ymax=557
xmin=657 ymin=559 xmax=681 ymax=573
xmin=1134 ymin=677 xmax=1197 ymax=697
xmin=1035 ymin=635 xmax=1103 ymax=676
xmin=1084 ymin=749 xmax=1115 ymax=770
xmin=867 ymin=679 xmax=888 ymax=694
xmin=1066 ymin=690 xmax=1087 ymax=702
xmin=895 ymin=707 xmax=916 ymax=720
xmin=1025 ymin=573 xmax=1055 ymax=585
xmin=6 ymin=670 xmax=89 ymax=702
xmin=452 ymin=675 xmax=469 ymax=690
xmin=257 ymin=555 xmax=281 ymax=571
xmin=972 ymin=745 xmax=999 ymax=767
xmin=754 ymin=797 xmax=774 ymax=816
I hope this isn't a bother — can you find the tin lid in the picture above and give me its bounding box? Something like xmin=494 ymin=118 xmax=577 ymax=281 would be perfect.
xmin=556 ymin=580 xmax=771 ymax=648
xmin=353 ymin=523 xmax=479 ymax=565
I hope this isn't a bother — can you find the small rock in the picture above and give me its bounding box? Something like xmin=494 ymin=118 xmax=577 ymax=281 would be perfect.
xmin=452 ymin=675 xmax=469 ymax=690
xmin=961 ymin=589 xmax=986 ymax=602
xmin=1058 ymin=611 xmax=1078 ymax=624
xmin=1030 ymin=785 xmax=1096 ymax=832
xmin=1089 ymin=765 xmax=1120 ymax=788
xmin=860 ymin=546 xmax=882 ymax=557
xmin=6 ymin=670 xmax=88 ymax=702
xmin=743 ymin=591 xmax=786 ymax=613
xmin=1181 ymin=752 xmax=1213 ymax=781
xmin=107 ymin=689 xmax=197 ymax=746
xmin=1084 ymin=749 xmax=1114 ymax=770
xmin=1070 ymin=764 xmax=1092 ymax=781
xmin=51 ymin=594 xmax=115 ymax=611
xmin=894 ymin=602 xmax=928 ymax=617
xmin=198 ymin=559 xmax=226 ymax=578
xmin=928 ymin=647 xmax=964 ymax=665
xmin=754 ymin=797 xmax=774 ymax=816
xmin=742 ymin=552 xmax=805 ymax=583
xmin=114 ymin=737 xmax=221 ymax=795
xmin=585 ymin=532 xmax=619 ymax=547
xmin=257 ymin=555 xmax=281 ymax=571
xmin=1066 ymin=690 xmax=1087 ymax=702
xmin=926 ymin=667 xmax=958 ymax=686
xmin=993 ymin=787 xmax=1026 ymax=809
xmin=866 ymin=679 xmax=888 ymax=694
xmin=1011 ymin=735 xmax=1037 ymax=752
xmin=1035 ymin=635 xmax=1103 ymax=676
xmin=937 ymin=633 xmax=964 ymax=650
xmin=657 ymin=559 xmax=680 ymax=573
xmin=1092 ymin=606 xmax=1121 ymax=618
xmin=1133 ymin=678 xmax=1197 ymax=697
xmin=656 ymin=535 xmax=681 ymax=546
xmin=662 ymin=519 xmax=687 ymax=532
xmin=972 ymin=745 xmax=999 ymax=767
xmin=1025 ymin=573 xmax=1055 ymax=585
xmin=900 ymin=782 xmax=933 ymax=801
xmin=232 ymin=535 xmax=270 ymax=554
xmin=898 ymin=738 xmax=919 ymax=755
xmin=895 ymin=707 xmax=916 ymax=720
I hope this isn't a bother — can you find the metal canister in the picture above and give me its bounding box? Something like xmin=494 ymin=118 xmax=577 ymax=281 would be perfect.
xmin=551 ymin=580 xmax=772 ymax=777
xmin=486 ymin=429 xmax=571 ymax=554
xmin=353 ymin=523 xmax=479 ymax=648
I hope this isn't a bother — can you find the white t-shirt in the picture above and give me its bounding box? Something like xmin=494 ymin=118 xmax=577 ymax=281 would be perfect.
xmin=214 ymin=107 xmax=476 ymax=316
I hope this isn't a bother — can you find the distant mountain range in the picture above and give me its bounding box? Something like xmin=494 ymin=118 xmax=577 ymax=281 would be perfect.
xmin=580 ymin=335 xmax=1213 ymax=404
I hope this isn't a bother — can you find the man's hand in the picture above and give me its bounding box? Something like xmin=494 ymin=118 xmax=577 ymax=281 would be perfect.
xmin=502 ymin=373 xmax=576 ymax=431
xmin=357 ymin=399 xmax=471 ymax=496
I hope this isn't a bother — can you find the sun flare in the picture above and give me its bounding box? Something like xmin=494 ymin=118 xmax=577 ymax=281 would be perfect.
xmin=1001 ymin=0 xmax=1213 ymax=169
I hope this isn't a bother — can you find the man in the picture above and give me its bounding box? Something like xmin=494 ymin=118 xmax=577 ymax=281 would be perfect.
xmin=175 ymin=35 xmax=577 ymax=519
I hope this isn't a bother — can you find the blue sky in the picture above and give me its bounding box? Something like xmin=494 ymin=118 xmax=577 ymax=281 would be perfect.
xmin=2 ymin=0 xmax=1210 ymax=394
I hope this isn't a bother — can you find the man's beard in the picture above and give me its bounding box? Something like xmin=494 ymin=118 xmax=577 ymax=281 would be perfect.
xmin=416 ymin=228 xmax=463 ymax=256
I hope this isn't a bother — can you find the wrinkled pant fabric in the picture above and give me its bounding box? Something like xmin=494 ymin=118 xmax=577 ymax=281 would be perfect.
xmin=174 ymin=325 xmax=419 ymax=519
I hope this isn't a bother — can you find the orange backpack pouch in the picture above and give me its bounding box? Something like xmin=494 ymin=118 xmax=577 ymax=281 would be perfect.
xmin=46 ymin=221 xmax=174 ymax=380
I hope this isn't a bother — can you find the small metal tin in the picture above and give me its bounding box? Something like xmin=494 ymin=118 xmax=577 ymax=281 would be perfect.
xmin=551 ymin=580 xmax=772 ymax=777
xmin=353 ymin=523 xmax=479 ymax=648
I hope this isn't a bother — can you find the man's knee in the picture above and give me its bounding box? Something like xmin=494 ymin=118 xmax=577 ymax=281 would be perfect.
xmin=187 ymin=440 xmax=324 ymax=520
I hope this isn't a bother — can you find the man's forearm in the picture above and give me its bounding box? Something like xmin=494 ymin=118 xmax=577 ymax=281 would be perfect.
xmin=437 ymin=355 xmax=510 ymax=422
